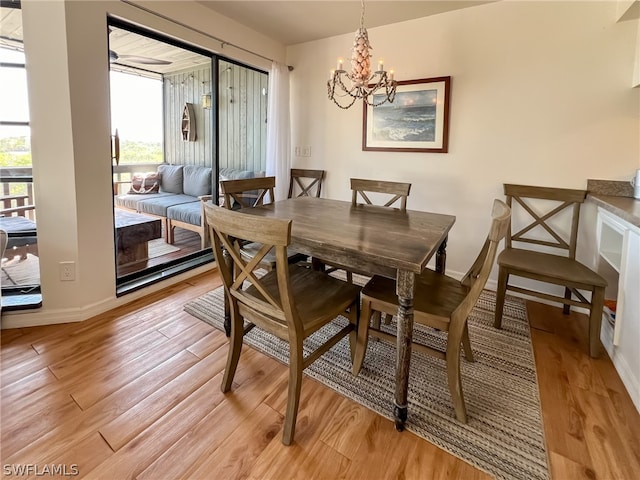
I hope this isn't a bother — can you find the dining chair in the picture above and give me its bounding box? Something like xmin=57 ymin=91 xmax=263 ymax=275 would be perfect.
xmin=321 ymin=178 xmax=412 ymax=285
xmin=493 ymin=184 xmax=607 ymax=357
xmin=351 ymin=178 xmax=412 ymax=211
xmin=220 ymin=176 xmax=307 ymax=270
xmin=288 ymin=169 xmax=325 ymax=198
xmin=352 ymin=199 xmax=511 ymax=423
xmin=220 ymin=176 xmax=276 ymax=210
xmin=204 ymin=203 xmax=360 ymax=445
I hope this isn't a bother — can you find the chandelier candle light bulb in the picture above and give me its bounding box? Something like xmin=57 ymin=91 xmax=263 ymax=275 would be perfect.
xmin=327 ymin=0 xmax=397 ymax=109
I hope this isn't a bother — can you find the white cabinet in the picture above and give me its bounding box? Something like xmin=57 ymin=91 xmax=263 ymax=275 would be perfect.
xmin=596 ymin=207 xmax=640 ymax=412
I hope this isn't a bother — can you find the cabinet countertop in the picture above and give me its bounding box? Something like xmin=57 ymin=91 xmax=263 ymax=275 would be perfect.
xmin=587 ymin=194 xmax=640 ymax=229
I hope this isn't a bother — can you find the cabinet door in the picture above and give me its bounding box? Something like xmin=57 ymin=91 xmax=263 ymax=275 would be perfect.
xmin=616 ymin=228 xmax=640 ymax=358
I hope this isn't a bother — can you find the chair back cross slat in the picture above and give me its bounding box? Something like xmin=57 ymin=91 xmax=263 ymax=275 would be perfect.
xmin=350 ymin=178 xmax=411 ymax=211
xmin=221 ymin=177 xmax=276 ymax=210
xmin=206 ymin=204 xmax=291 ymax=321
xmin=289 ymin=169 xmax=325 ymax=198
xmin=504 ymin=184 xmax=585 ymax=258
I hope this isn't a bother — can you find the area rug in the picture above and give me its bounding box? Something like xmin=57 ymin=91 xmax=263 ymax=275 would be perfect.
xmin=148 ymin=239 xmax=181 ymax=259
xmin=184 ymin=283 xmax=549 ymax=480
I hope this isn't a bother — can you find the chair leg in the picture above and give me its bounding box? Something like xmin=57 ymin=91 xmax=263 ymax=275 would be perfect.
xmin=200 ymin=229 xmax=209 ymax=250
xmin=563 ymin=287 xmax=572 ymax=315
xmin=221 ymin=312 xmax=244 ymax=393
xmin=371 ymin=310 xmax=382 ymax=330
xmin=353 ymin=297 xmax=372 ymax=376
xmin=282 ymin=341 xmax=304 ymax=445
xmin=346 ymin=271 xmax=353 ymax=284
xmin=462 ymin=322 xmax=474 ymax=362
xmin=493 ymin=267 xmax=509 ymax=329
xmin=589 ymin=287 xmax=605 ymax=358
xmin=348 ymin=300 xmax=359 ymax=363
xmin=446 ymin=337 xmax=467 ymax=423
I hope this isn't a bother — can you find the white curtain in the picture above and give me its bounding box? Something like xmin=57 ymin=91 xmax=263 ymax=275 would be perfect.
xmin=266 ymin=61 xmax=291 ymax=201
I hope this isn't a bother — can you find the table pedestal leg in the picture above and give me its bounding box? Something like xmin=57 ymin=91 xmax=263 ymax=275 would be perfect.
xmin=394 ymin=270 xmax=415 ymax=431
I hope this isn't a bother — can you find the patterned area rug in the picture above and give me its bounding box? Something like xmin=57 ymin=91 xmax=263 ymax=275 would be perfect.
xmin=184 ymin=282 xmax=549 ymax=480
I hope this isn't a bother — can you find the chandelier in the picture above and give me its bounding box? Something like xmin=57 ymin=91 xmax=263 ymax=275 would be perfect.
xmin=327 ymin=0 xmax=397 ymax=109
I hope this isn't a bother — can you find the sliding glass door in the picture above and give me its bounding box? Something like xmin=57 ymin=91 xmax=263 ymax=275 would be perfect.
xmin=108 ymin=20 xmax=268 ymax=295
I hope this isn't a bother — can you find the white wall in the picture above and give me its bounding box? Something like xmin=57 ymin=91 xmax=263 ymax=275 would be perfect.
xmin=287 ymin=0 xmax=640 ymax=282
xmin=4 ymin=0 xmax=638 ymax=328
xmin=2 ymin=0 xmax=285 ymax=328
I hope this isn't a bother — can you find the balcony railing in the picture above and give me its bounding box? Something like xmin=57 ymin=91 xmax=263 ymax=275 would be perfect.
xmin=1 ymin=166 xmax=35 ymax=220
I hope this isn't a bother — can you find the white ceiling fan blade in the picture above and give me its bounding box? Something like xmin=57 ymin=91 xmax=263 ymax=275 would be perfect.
xmin=117 ymin=55 xmax=172 ymax=65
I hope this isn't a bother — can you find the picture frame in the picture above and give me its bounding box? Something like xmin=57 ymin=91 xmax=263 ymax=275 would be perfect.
xmin=362 ymin=76 xmax=451 ymax=153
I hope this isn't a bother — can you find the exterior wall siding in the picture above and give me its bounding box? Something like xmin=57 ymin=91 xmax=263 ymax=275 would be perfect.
xmin=164 ymin=62 xmax=267 ymax=173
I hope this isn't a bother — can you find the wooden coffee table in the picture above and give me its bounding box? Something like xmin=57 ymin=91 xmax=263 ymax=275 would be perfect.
xmin=114 ymin=210 xmax=162 ymax=266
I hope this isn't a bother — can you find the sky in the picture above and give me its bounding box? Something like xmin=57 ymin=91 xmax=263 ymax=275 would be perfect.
xmin=0 ymin=47 xmax=162 ymax=143
xmin=109 ymin=71 xmax=163 ymax=143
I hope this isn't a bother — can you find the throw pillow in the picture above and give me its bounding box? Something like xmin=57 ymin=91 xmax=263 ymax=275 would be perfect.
xmin=128 ymin=172 xmax=161 ymax=194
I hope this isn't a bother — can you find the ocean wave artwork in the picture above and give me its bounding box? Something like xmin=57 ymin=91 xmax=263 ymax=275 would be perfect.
xmin=371 ymin=89 xmax=437 ymax=142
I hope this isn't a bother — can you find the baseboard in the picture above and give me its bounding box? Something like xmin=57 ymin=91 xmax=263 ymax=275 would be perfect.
xmin=613 ymin=355 xmax=640 ymax=413
xmin=0 ymin=263 xmax=215 ymax=329
xmin=601 ymin=321 xmax=640 ymax=413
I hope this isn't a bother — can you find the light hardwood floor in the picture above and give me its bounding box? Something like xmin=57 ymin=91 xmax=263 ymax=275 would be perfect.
xmin=1 ymin=270 xmax=639 ymax=479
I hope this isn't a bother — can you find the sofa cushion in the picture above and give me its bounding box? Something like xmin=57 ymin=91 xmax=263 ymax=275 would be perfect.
xmin=166 ymin=201 xmax=203 ymax=226
xmin=158 ymin=164 xmax=184 ymax=194
xmin=219 ymin=167 xmax=255 ymax=181
xmin=114 ymin=192 xmax=174 ymax=211
xmin=183 ymin=165 xmax=212 ymax=197
xmin=136 ymin=194 xmax=198 ymax=217
xmin=128 ymin=172 xmax=161 ymax=194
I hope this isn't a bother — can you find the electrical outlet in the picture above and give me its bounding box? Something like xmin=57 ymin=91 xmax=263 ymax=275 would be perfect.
xmin=59 ymin=261 xmax=76 ymax=281
xmin=294 ymin=146 xmax=311 ymax=157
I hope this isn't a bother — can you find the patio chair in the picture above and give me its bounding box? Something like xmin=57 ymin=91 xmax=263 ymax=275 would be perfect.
xmin=204 ymin=203 xmax=360 ymax=445
xmin=0 ymin=215 xmax=38 ymax=260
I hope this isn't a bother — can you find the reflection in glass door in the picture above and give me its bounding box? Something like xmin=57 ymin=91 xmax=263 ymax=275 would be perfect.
xmin=108 ymin=21 xmax=213 ymax=289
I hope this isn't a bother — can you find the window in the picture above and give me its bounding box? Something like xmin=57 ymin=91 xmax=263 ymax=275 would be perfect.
xmin=0 ymin=5 xmax=41 ymax=309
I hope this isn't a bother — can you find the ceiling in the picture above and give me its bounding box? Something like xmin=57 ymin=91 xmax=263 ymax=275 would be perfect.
xmin=198 ymin=1 xmax=493 ymax=46
xmin=0 ymin=1 xmax=493 ymax=76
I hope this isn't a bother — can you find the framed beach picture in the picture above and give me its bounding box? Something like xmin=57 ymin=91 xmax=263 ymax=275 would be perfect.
xmin=363 ymin=76 xmax=451 ymax=153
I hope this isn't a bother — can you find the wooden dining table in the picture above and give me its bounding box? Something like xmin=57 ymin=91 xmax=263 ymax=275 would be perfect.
xmin=233 ymin=196 xmax=456 ymax=431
